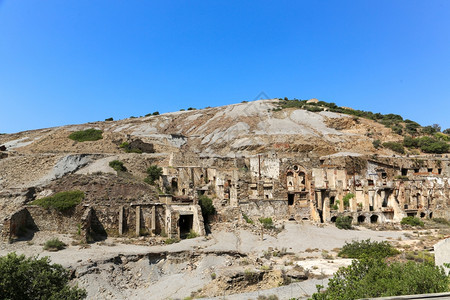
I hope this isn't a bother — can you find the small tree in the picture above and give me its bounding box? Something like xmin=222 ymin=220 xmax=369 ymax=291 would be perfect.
xmin=198 ymin=195 xmax=216 ymax=222
xmin=0 ymin=252 xmax=86 ymax=299
xmin=145 ymin=165 xmax=162 ymax=185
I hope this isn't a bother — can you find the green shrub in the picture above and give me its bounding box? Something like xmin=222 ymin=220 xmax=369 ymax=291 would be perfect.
xmin=310 ymin=258 xmax=449 ymax=299
xmin=401 ymin=216 xmax=424 ymax=227
xmin=338 ymin=239 xmax=399 ymax=259
xmin=145 ymin=165 xmax=162 ymax=185
xmin=43 ymin=238 xmax=66 ymax=251
xmin=198 ymin=195 xmax=216 ymax=221
xmin=0 ymin=253 xmax=86 ymax=299
xmin=335 ymin=216 xmax=352 ymax=230
xmin=105 ymin=117 xmax=113 ymax=121
xmin=31 ymin=190 xmax=84 ymax=212
xmin=342 ymin=193 xmax=354 ymax=208
xmin=109 ymin=160 xmax=126 ymax=172
xmin=395 ymin=175 xmax=409 ymax=181
xmin=186 ymin=230 xmax=198 ymax=239
xmin=242 ymin=213 xmax=254 ymax=224
xmin=258 ymin=217 xmax=274 ymax=229
xmin=372 ymin=139 xmax=381 ymax=149
xmin=68 ymin=128 xmax=103 ymax=142
xmin=382 ymin=142 xmax=405 ymax=154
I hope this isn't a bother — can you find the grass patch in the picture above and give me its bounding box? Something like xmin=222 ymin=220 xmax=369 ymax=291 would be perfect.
xmin=43 ymin=238 xmax=66 ymax=251
xmin=186 ymin=230 xmax=198 ymax=239
xmin=68 ymin=128 xmax=103 ymax=142
xmin=432 ymin=218 xmax=450 ymax=226
xmin=164 ymin=237 xmax=180 ymax=244
xmin=31 ymin=190 xmax=84 ymax=212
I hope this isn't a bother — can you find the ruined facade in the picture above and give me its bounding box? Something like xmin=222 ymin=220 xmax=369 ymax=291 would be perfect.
xmin=160 ymin=152 xmax=450 ymax=225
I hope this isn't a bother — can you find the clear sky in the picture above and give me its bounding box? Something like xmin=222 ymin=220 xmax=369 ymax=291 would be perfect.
xmin=1 ymin=1 xmax=449 ymax=133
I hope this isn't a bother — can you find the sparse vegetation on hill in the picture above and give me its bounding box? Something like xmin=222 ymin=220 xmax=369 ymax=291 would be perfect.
xmin=258 ymin=217 xmax=274 ymax=229
xmin=277 ymin=98 xmax=450 ymax=154
xmin=0 ymin=252 xmax=87 ymax=299
xmin=68 ymin=128 xmax=103 ymax=142
xmin=31 ymin=190 xmax=84 ymax=212
xmin=382 ymin=141 xmax=405 ymax=154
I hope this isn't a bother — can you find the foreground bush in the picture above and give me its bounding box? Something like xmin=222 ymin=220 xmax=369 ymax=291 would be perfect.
xmin=68 ymin=129 xmax=103 ymax=142
xmin=310 ymin=258 xmax=449 ymax=299
xmin=401 ymin=216 xmax=424 ymax=227
xmin=0 ymin=252 xmax=86 ymax=299
xmin=338 ymin=239 xmax=399 ymax=259
xmin=31 ymin=190 xmax=84 ymax=212
xmin=335 ymin=216 xmax=352 ymax=230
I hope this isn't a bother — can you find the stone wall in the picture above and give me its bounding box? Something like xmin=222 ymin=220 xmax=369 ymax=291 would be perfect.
xmin=434 ymin=238 xmax=450 ymax=275
xmin=0 ymin=208 xmax=30 ymax=241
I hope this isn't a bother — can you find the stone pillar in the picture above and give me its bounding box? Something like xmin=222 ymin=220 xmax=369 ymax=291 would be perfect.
xmin=151 ymin=205 xmax=156 ymax=236
xmin=119 ymin=206 xmax=124 ymax=236
xmin=136 ymin=206 xmax=141 ymax=236
xmin=323 ymin=195 xmax=330 ymax=221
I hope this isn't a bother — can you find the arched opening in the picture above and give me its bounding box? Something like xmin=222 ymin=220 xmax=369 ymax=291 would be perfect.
xmin=358 ymin=215 xmax=366 ymax=223
xmin=420 ymin=212 xmax=426 ymax=218
xmin=429 ymin=212 xmax=433 ymax=219
xmin=302 ymin=217 xmax=309 ymax=221
xmin=289 ymin=217 xmax=296 ymax=221
xmin=370 ymin=215 xmax=378 ymax=223
xmin=330 ymin=216 xmax=337 ymax=223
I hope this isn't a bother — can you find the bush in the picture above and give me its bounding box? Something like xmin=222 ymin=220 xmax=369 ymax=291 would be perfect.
xmin=186 ymin=230 xmax=198 ymax=239
xmin=401 ymin=216 xmax=424 ymax=227
xmin=335 ymin=216 xmax=352 ymax=230
xmin=382 ymin=142 xmax=405 ymax=154
xmin=31 ymin=190 xmax=84 ymax=212
xmin=105 ymin=117 xmax=113 ymax=121
xmin=198 ymin=195 xmax=216 ymax=221
xmin=43 ymin=238 xmax=66 ymax=251
xmin=145 ymin=165 xmax=162 ymax=185
xmin=372 ymin=139 xmax=381 ymax=149
xmin=0 ymin=252 xmax=86 ymax=299
xmin=68 ymin=128 xmax=103 ymax=142
xmin=338 ymin=239 xmax=399 ymax=259
xmin=258 ymin=217 xmax=274 ymax=229
xmin=109 ymin=160 xmax=126 ymax=172
xmin=310 ymin=258 xmax=449 ymax=299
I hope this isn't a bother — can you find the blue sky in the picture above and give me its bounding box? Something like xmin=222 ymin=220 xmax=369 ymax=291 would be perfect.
xmin=1 ymin=1 xmax=449 ymax=133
